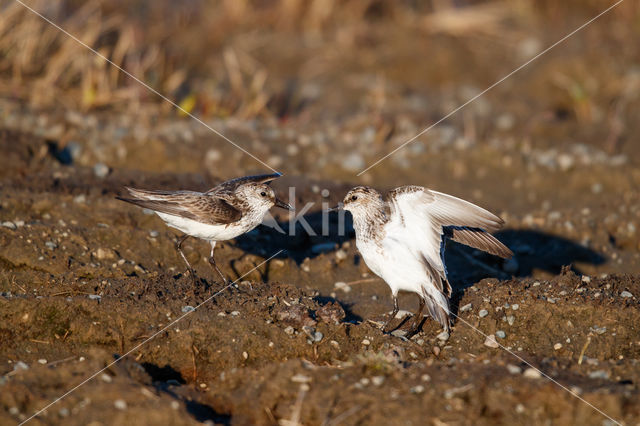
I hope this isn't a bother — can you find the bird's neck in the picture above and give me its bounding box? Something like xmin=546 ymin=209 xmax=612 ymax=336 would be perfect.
xmin=352 ymin=203 xmax=387 ymax=242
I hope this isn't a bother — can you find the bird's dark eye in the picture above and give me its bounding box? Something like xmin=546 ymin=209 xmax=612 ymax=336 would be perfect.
xmin=351 ymin=195 xmax=358 ymax=201
xmin=260 ymin=191 xmax=267 ymax=197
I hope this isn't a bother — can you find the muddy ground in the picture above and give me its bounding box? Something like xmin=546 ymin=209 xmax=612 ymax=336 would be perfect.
xmin=1 ymin=2 xmax=640 ymax=425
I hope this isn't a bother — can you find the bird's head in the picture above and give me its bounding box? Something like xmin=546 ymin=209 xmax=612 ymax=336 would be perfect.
xmin=237 ymin=183 xmax=292 ymax=213
xmin=340 ymin=186 xmax=384 ymax=216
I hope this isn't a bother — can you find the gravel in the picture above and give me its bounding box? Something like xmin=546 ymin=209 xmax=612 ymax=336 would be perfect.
xmin=478 ymin=309 xmax=489 ymax=318
xmin=93 ymin=163 xmax=110 ymax=178
xmin=483 ymin=335 xmax=499 ymax=348
xmin=1 ymin=221 xmax=16 ymax=229
xmin=588 ymin=370 xmax=610 ymax=380
xmin=523 ymin=368 xmax=542 ymax=379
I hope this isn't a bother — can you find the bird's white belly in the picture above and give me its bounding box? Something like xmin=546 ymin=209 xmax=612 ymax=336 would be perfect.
xmin=156 ymin=212 xmax=251 ymax=241
xmin=359 ymin=237 xmax=433 ymax=296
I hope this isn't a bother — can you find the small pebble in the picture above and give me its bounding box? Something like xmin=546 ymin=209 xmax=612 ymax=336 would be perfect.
xmin=284 ymin=326 xmax=295 ymax=335
xmin=37 ymin=359 xmax=47 ymax=364
xmin=620 ymin=291 xmax=633 ymax=298
xmin=58 ymin=408 xmax=70 ymax=417
xmin=361 ymin=339 xmax=371 ymax=346
xmin=45 ymin=241 xmax=57 ymax=250
xmin=149 ymin=230 xmax=159 ymax=238
xmin=242 ymin=352 xmax=248 ymax=360
xmin=334 ymin=281 xmax=351 ymax=293
xmin=460 ymin=303 xmax=472 ymax=312
xmin=181 ymin=306 xmax=195 ymax=313
xmin=391 ymin=329 xmax=407 ymax=338
xmin=511 ymin=304 xmax=519 ymax=310
xmin=88 ymin=294 xmax=101 ymax=301
xmin=372 ymin=376 xmax=385 ymax=386
xmin=506 ymin=364 xmax=522 ymax=374
xmin=313 ymin=331 xmax=324 ymax=342
xmin=101 ymin=373 xmax=112 ymax=383
xmin=432 ymin=346 xmax=441 ymax=356
xmin=588 ymin=370 xmax=610 ymax=380
xmin=478 ymin=309 xmax=489 ymax=318
xmin=506 ymin=315 xmax=515 ymax=326
xmin=93 ymin=163 xmax=110 ymax=178
xmin=410 ymin=385 xmax=424 ymax=394
xmin=114 ymin=399 xmax=127 ymax=410
xmin=436 ymin=331 xmax=449 ymax=341
xmin=291 ymin=374 xmax=312 ymax=383
xmin=1 ymin=221 xmax=16 ymax=230
xmin=231 ymin=311 xmax=240 ymax=316
xmin=496 ymin=330 xmax=506 ymax=339
xmin=523 ymin=368 xmax=542 ymax=379
xmin=421 ymin=374 xmax=431 ymax=382
xmin=483 ymin=335 xmax=499 ymax=348
xmin=13 ymin=361 xmax=29 ymax=372
xmin=553 ymin=343 xmax=563 ymax=350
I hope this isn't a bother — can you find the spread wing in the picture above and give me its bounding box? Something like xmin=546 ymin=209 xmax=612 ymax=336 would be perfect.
xmin=387 ymin=185 xmax=513 ymax=292
xmin=117 ymin=187 xmax=242 ymax=224
xmin=206 ymin=173 xmax=282 ymax=196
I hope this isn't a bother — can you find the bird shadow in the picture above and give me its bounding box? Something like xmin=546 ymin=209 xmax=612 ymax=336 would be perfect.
xmin=445 ymin=228 xmax=605 ymax=320
xmin=141 ymin=362 xmax=230 ymax=424
xmin=234 ymin=210 xmax=354 ymax=264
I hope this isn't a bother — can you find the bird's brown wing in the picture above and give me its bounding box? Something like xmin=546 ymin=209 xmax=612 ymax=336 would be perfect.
xmin=206 ymin=173 xmax=282 ymax=195
xmin=117 ymin=188 xmax=242 ymax=224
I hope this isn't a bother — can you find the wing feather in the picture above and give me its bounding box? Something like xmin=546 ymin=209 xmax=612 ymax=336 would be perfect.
xmin=387 ymin=185 xmax=511 ymax=291
xmin=117 ymin=187 xmax=242 ymax=224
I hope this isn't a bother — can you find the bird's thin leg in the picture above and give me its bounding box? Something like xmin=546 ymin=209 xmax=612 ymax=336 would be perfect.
xmin=176 ymin=235 xmax=197 ymax=286
xmin=382 ymin=295 xmax=400 ymax=333
xmin=406 ymin=297 xmax=426 ymax=339
xmin=208 ymin=241 xmax=228 ymax=285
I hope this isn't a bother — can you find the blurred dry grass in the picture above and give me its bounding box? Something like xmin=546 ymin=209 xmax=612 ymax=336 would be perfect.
xmin=0 ymin=0 xmax=637 ymax=119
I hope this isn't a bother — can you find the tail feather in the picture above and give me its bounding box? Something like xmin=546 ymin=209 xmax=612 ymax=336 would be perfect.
xmin=422 ymin=289 xmax=451 ymax=331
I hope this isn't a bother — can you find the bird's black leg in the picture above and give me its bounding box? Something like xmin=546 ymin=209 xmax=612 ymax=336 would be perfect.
xmin=208 ymin=241 xmax=228 ymax=285
xmin=382 ymin=295 xmax=400 ymax=333
xmin=406 ymin=297 xmax=426 ymax=339
xmin=176 ymin=234 xmax=197 ymax=286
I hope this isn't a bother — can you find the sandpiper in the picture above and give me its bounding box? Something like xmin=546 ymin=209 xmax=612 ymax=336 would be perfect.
xmin=337 ymin=185 xmax=512 ymax=336
xmin=117 ymin=173 xmax=292 ymax=286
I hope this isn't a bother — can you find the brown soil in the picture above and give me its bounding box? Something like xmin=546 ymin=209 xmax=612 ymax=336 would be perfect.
xmin=1 ymin=2 xmax=640 ymax=425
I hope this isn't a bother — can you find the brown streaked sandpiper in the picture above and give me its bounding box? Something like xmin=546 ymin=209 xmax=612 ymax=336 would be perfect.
xmin=117 ymin=173 xmax=292 ymax=286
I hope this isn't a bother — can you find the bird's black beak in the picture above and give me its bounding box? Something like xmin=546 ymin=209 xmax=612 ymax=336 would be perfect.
xmin=275 ymin=198 xmax=294 ymax=211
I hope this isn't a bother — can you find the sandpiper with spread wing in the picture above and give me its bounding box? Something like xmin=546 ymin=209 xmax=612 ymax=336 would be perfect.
xmin=337 ymin=185 xmax=512 ymax=337
xmin=117 ymin=173 xmax=292 ymax=286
